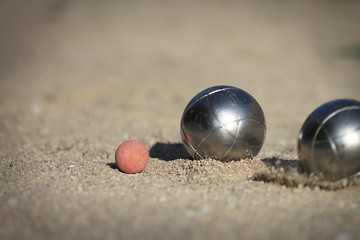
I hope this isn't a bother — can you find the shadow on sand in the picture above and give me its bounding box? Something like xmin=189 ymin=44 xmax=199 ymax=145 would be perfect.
xmin=260 ymin=157 xmax=303 ymax=173
xmin=149 ymin=142 xmax=190 ymax=161
xmin=106 ymin=162 xmax=118 ymax=170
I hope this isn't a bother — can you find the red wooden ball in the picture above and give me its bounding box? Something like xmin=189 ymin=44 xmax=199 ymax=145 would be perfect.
xmin=115 ymin=140 xmax=149 ymax=174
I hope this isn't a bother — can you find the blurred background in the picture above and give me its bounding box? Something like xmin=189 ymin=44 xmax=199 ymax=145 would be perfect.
xmin=1 ymin=0 xmax=359 ymax=148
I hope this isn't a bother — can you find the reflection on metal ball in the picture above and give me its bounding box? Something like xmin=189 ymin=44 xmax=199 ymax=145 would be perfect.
xmin=180 ymin=85 xmax=266 ymax=161
xmin=298 ymin=99 xmax=360 ymax=180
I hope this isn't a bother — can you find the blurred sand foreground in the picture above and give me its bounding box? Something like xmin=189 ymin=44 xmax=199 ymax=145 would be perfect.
xmin=1 ymin=0 xmax=360 ymax=239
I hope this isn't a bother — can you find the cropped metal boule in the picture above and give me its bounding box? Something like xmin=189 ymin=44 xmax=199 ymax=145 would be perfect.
xmin=298 ymin=99 xmax=360 ymax=180
xmin=180 ymin=85 xmax=266 ymax=161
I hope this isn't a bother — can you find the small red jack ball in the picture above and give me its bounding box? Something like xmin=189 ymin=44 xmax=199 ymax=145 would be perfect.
xmin=115 ymin=140 xmax=149 ymax=174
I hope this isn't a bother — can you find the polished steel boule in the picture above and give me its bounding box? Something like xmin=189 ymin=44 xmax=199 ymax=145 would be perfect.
xmin=298 ymin=99 xmax=360 ymax=180
xmin=180 ymin=85 xmax=266 ymax=160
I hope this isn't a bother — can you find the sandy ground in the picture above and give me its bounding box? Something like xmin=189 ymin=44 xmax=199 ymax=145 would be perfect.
xmin=1 ymin=0 xmax=360 ymax=239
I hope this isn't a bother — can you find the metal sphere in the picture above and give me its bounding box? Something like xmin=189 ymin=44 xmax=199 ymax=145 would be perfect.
xmin=180 ymin=85 xmax=266 ymax=161
xmin=298 ymin=99 xmax=360 ymax=180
